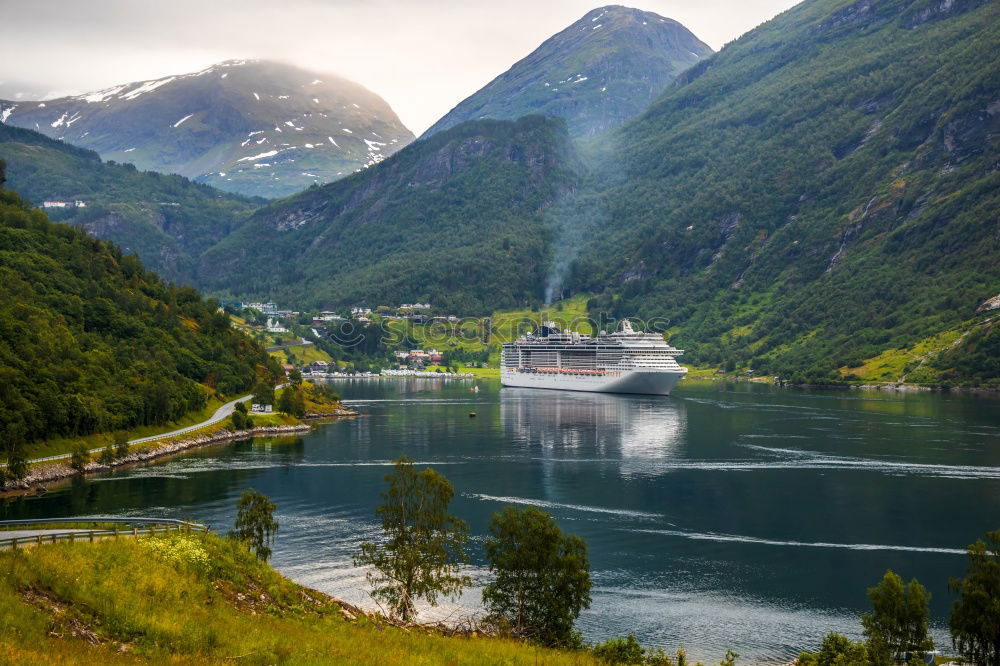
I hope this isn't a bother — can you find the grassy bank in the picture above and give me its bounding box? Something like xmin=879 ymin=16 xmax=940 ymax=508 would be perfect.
xmin=0 ymin=533 xmax=597 ymax=664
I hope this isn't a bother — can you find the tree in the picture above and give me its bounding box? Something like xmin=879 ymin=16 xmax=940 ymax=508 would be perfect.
xmin=354 ymin=457 xmax=470 ymax=622
xmin=252 ymin=382 xmax=275 ymax=408
xmin=278 ymin=387 xmax=305 ymax=418
xmin=229 ymin=489 xmax=279 ymax=561
xmin=3 ymin=422 xmax=28 ymax=483
xmin=289 ymin=369 xmax=303 ymax=386
xmin=230 ymin=410 xmax=246 ymax=430
xmin=99 ymin=445 xmax=115 ymax=465
xmin=70 ymin=444 xmax=90 ymax=473
xmin=482 ymin=506 xmax=592 ymax=647
xmin=862 ymin=570 xmax=933 ymax=665
xmin=950 ymin=531 xmax=1000 ymax=666
xmin=113 ymin=431 xmax=130 ymax=458
xmin=799 ymin=633 xmax=870 ymax=666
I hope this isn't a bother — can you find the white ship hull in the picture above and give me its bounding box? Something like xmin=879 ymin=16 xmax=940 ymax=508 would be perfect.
xmin=500 ymin=368 xmax=686 ymax=396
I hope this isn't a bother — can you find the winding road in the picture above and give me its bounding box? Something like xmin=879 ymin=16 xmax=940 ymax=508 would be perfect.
xmin=4 ymin=393 xmax=252 ymax=467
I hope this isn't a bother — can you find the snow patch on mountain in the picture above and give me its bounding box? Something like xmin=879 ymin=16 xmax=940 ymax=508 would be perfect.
xmin=120 ymin=77 xmax=175 ymax=101
xmin=237 ymin=150 xmax=279 ymax=162
xmin=173 ymin=114 xmax=193 ymax=128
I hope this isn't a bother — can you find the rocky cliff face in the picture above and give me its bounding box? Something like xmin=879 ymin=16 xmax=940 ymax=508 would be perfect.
xmin=422 ymin=6 xmax=712 ymax=140
xmin=0 ymin=60 xmax=414 ymax=198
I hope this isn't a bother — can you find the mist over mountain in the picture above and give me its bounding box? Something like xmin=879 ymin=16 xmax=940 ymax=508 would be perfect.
xmin=0 ymin=60 xmax=414 ymax=198
xmin=0 ymin=122 xmax=259 ymax=283
xmin=422 ymin=5 xmax=713 ymax=139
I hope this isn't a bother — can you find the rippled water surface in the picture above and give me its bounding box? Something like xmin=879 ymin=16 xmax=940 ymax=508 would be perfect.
xmin=5 ymin=379 xmax=1000 ymax=662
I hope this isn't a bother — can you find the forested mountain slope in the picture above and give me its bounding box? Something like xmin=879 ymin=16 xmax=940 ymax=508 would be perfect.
xmin=571 ymin=0 xmax=1000 ymax=383
xmin=423 ymin=6 xmax=712 ymax=139
xmin=197 ymin=116 xmax=583 ymax=313
xmin=0 ymin=123 xmax=260 ymax=282
xmin=0 ymin=160 xmax=277 ymax=448
xmin=0 ymin=60 xmax=414 ymax=198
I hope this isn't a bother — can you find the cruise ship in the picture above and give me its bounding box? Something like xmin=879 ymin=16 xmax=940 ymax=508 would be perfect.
xmin=500 ymin=320 xmax=687 ymax=395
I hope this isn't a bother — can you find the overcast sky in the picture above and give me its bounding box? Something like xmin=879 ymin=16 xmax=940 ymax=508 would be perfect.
xmin=0 ymin=0 xmax=801 ymax=133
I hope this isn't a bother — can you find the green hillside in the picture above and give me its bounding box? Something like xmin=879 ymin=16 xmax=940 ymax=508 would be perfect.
xmin=0 ymin=123 xmax=260 ymax=282
xmin=198 ymin=116 xmax=583 ymax=313
xmin=574 ymin=0 xmax=999 ymax=383
xmin=0 ymin=161 xmax=277 ymax=449
xmin=0 ymin=533 xmax=598 ymax=665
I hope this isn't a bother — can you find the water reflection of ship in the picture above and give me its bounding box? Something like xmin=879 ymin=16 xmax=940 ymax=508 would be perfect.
xmin=500 ymin=387 xmax=686 ymax=464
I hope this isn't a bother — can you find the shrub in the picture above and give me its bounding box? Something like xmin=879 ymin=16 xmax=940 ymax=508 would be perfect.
xmin=113 ymin=431 xmax=130 ymax=458
xmin=70 ymin=444 xmax=89 ymax=473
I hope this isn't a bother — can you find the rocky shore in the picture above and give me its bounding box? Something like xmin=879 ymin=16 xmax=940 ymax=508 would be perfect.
xmin=2 ymin=425 xmax=313 ymax=495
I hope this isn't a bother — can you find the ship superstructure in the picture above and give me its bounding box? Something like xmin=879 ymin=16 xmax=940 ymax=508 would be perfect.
xmin=500 ymin=320 xmax=687 ymax=395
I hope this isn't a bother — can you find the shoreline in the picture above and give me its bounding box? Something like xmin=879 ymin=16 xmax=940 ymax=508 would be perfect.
xmin=682 ymin=374 xmax=999 ymax=395
xmin=1 ymin=424 xmax=317 ymax=497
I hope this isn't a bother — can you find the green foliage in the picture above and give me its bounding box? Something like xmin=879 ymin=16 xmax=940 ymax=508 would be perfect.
xmin=112 ymin=431 xmax=129 ymax=459
xmin=0 ymin=122 xmax=261 ymax=283
xmin=949 ymin=530 xmax=1000 ymax=666
xmin=234 ymin=401 xmax=248 ymax=414
xmin=230 ymin=410 xmax=247 ymax=431
xmin=289 ymin=368 xmax=303 ymax=385
xmin=862 ymin=571 xmax=933 ymax=665
xmin=2 ymin=421 xmax=28 ymax=482
xmin=252 ymin=382 xmax=275 ymax=408
xmin=579 ymin=0 xmax=1000 ymax=386
xmin=199 ymin=116 xmax=582 ymax=314
xmin=483 ymin=506 xmax=592 ymax=647
xmin=229 ymin=488 xmax=279 ymax=562
xmin=0 ymin=533 xmax=603 ymax=664
xmin=69 ymin=444 xmax=89 ymax=473
xmin=354 ymin=457 xmax=470 ymax=622
xmin=0 ymin=185 xmax=277 ymax=451
xmin=98 ymin=445 xmax=115 ymax=465
xmin=278 ymin=386 xmax=306 ymax=418
xmin=799 ymin=633 xmax=871 ymax=666
xmin=592 ymin=634 xmax=646 ymax=664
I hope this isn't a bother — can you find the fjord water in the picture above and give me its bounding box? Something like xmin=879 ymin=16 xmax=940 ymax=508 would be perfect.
xmin=5 ymin=380 xmax=999 ymax=662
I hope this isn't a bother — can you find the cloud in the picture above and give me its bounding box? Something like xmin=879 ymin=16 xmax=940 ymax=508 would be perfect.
xmin=0 ymin=0 xmax=801 ymax=133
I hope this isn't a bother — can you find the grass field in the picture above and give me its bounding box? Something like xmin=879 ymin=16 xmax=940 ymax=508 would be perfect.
xmin=0 ymin=534 xmax=601 ymax=665
xmin=271 ymin=343 xmax=333 ymax=366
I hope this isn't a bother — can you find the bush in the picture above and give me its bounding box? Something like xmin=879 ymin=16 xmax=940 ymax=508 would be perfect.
xmin=113 ymin=431 xmax=130 ymax=458
xmin=230 ymin=411 xmax=246 ymax=430
xmin=592 ymin=635 xmax=646 ymax=664
xmin=70 ymin=444 xmax=89 ymax=473
xmin=99 ymin=445 xmax=115 ymax=465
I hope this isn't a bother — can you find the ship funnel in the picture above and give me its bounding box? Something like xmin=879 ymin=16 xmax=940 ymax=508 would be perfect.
xmin=619 ymin=319 xmax=636 ymax=335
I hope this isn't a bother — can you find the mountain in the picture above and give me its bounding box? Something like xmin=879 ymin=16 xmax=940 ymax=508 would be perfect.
xmin=421 ymin=6 xmax=713 ymax=140
xmin=0 ymin=159 xmax=277 ymax=448
xmin=573 ymin=0 xmax=1000 ymax=383
xmin=193 ymin=0 xmax=999 ymax=387
xmin=197 ymin=116 xmax=582 ymax=312
xmin=0 ymin=122 xmax=260 ymax=283
xmin=0 ymin=60 xmax=414 ymax=198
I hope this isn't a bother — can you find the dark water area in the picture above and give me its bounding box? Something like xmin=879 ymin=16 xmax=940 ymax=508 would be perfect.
xmin=5 ymin=379 xmax=999 ymax=662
